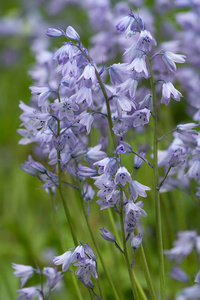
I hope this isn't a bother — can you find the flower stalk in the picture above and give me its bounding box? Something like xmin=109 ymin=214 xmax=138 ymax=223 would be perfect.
xmin=148 ymin=55 xmax=166 ymax=299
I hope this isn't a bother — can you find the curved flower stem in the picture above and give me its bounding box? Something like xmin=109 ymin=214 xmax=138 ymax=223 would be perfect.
xmin=135 ymin=228 xmax=157 ymax=300
xmin=147 ymin=55 xmax=166 ymax=299
xmin=76 ymin=180 xmax=119 ymax=300
xmin=157 ymin=166 xmax=171 ymax=190
xmin=48 ymin=193 xmax=84 ymax=300
xmin=107 ymin=209 xmax=147 ymax=300
xmin=57 ymin=152 xmax=78 ymax=246
xmin=119 ymin=189 xmax=139 ymax=300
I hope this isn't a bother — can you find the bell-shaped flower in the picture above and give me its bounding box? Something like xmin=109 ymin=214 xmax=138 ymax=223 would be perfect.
xmin=127 ymin=55 xmax=149 ymax=78
xmin=86 ymin=144 xmax=107 ymax=162
xmin=109 ymin=63 xmax=129 ymax=85
xmin=116 ymin=15 xmax=133 ymax=32
xmin=78 ymin=64 xmax=97 ymax=84
xmin=162 ymin=51 xmax=186 ymax=73
xmin=53 ymin=251 xmax=73 ymax=272
xmin=12 ymin=263 xmax=35 ymax=287
xmin=169 ymin=266 xmax=189 ymax=283
xmin=100 ymin=228 xmax=116 ymax=242
xmin=46 ymin=27 xmax=65 ymax=37
xmin=75 ymin=258 xmax=98 ymax=284
xmin=77 ymin=164 xmax=97 ymax=178
xmin=29 ymin=86 xmax=51 ymax=107
xmin=66 ymin=26 xmax=80 ymax=41
xmin=131 ymin=108 xmax=151 ymax=127
xmin=93 ymin=157 xmax=118 ymax=174
xmin=161 ymin=82 xmax=182 ymax=105
xmin=43 ymin=267 xmax=63 ymax=289
xmin=129 ymin=180 xmax=151 ymax=201
xmin=115 ymin=166 xmax=132 ymax=186
xmin=79 ymin=112 xmax=94 ymax=135
xmin=17 ymin=287 xmax=40 ymax=300
xmin=137 ymin=30 xmax=157 ymax=52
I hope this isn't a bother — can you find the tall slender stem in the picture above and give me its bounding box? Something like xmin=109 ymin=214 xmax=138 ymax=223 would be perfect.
xmin=77 ymin=180 xmax=120 ymax=300
xmin=119 ymin=189 xmax=139 ymax=300
xmin=148 ymin=55 xmax=166 ymax=299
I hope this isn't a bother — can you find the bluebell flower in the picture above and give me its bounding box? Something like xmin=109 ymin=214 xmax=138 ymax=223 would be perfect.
xmin=100 ymin=228 xmax=116 ymax=242
xmin=131 ymin=108 xmax=151 ymax=127
xmin=29 ymin=86 xmax=51 ymax=107
xmin=109 ymin=63 xmax=129 ymax=85
xmin=46 ymin=27 xmax=65 ymax=37
xmin=169 ymin=266 xmax=189 ymax=283
xmin=112 ymin=121 xmax=130 ymax=137
xmin=12 ymin=263 xmax=35 ymax=287
xmin=161 ymin=82 xmax=182 ymax=105
xmin=79 ymin=112 xmax=94 ymax=135
xmin=50 ymin=98 xmax=79 ymax=121
xmin=21 ymin=155 xmax=47 ymax=176
xmin=77 ymin=164 xmax=97 ymax=178
xmin=66 ymin=26 xmax=80 ymax=41
xmin=75 ymin=258 xmax=98 ymax=284
xmin=17 ymin=287 xmax=40 ymax=300
xmin=137 ymin=30 xmax=157 ymax=52
xmin=43 ymin=267 xmax=63 ymax=289
xmin=164 ymin=230 xmax=198 ymax=263
xmin=162 ymin=51 xmax=186 ymax=73
xmin=78 ymin=63 xmax=97 ymax=84
xmin=127 ymin=55 xmax=149 ymax=78
xmin=116 ymin=15 xmax=133 ymax=32
xmin=86 ymin=144 xmax=107 ymax=162
xmin=134 ymin=152 xmax=146 ymax=169
xmin=115 ymin=166 xmax=132 ymax=186
xmin=53 ymin=250 xmax=73 ymax=272
xmin=93 ymin=157 xmax=118 ymax=174
xmin=129 ymin=180 xmax=151 ymax=201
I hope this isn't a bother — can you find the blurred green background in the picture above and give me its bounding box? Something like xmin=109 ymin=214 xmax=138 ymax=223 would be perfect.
xmin=0 ymin=1 xmax=199 ymax=299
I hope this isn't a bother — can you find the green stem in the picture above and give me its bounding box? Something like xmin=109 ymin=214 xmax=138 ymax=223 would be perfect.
xmin=108 ymin=200 xmax=148 ymax=300
xmin=57 ymin=152 xmax=78 ymax=246
xmin=120 ymin=189 xmax=139 ymax=300
xmin=138 ymin=244 xmax=157 ymax=300
xmin=148 ymin=55 xmax=166 ymax=299
xmin=157 ymin=166 xmax=171 ymax=190
xmin=78 ymin=188 xmax=119 ymax=300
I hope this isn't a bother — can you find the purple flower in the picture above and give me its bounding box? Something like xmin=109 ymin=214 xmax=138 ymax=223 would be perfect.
xmin=131 ymin=234 xmax=143 ymax=250
xmin=29 ymin=86 xmax=51 ymax=107
xmin=131 ymin=108 xmax=151 ymax=127
xmin=129 ymin=180 xmax=151 ymax=201
xmin=169 ymin=266 xmax=189 ymax=283
xmin=161 ymin=82 xmax=182 ymax=105
xmin=162 ymin=51 xmax=186 ymax=73
xmin=115 ymin=166 xmax=132 ymax=186
xmin=116 ymin=15 xmax=133 ymax=32
xmin=137 ymin=30 xmax=157 ymax=52
xmin=53 ymin=251 xmax=73 ymax=272
xmin=46 ymin=28 xmax=65 ymax=37
xmin=78 ymin=64 xmax=97 ymax=84
xmin=21 ymin=155 xmax=47 ymax=176
xmin=66 ymin=26 xmax=80 ymax=41
xmin=93 ymin=157 xmax=118 ymax=174
xmin=127 ymin=55 xmax=149 ymax=78
xmin=99 ymin=228 xmax=116 ymax=242
xmin=77 ymin=164 xmax=97 ymax=178
xmin=43 ymin=267 xmax=63 ymax=289
xmin=17 ymin=287 xmax=40 ymax=300
xmin=134 ymin=152 xmax=146 ymax=169
xmin=12 ymin=263 xmax=35 ymax=287
xmin=86 ymin=144 xmax=107 ymax=162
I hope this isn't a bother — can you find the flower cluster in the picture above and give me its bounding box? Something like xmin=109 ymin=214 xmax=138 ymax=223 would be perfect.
xmin=12 ymin=263 xmax=63 ymax=300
